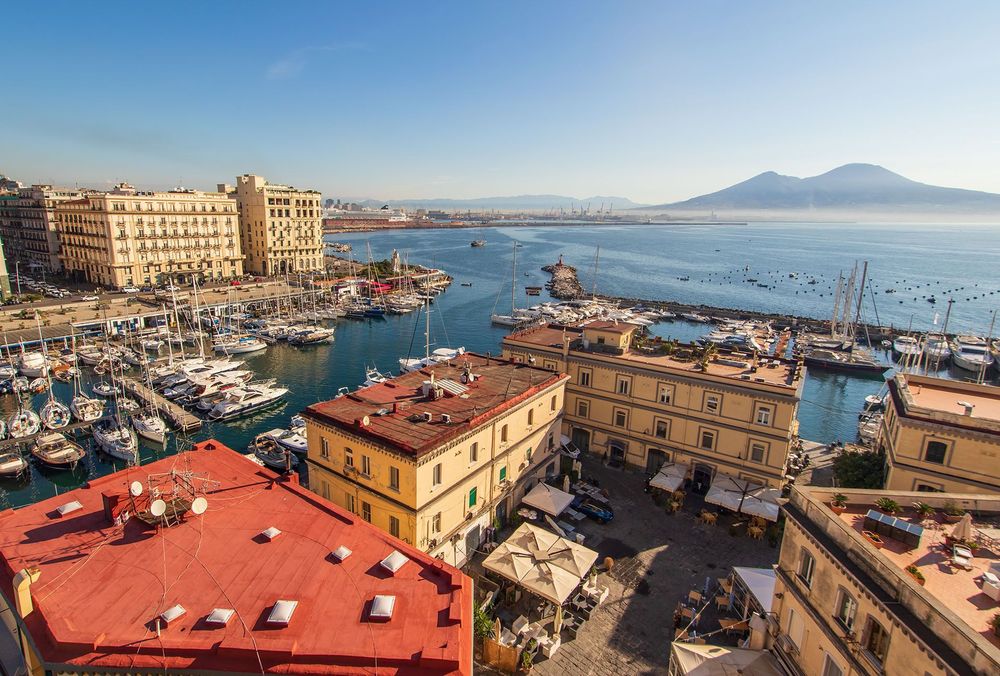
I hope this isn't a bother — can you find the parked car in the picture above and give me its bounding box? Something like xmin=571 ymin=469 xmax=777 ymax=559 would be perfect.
xmin=121 ymin=286 xmax=140 ymax=293
xmin=162 ymin=284 xmax=181 ymax=292
xmin=81 ymin=295 xmax=99 ymax=301
xmin=140 ymin=285 xmax=154 ymax=292
xmin=229 ymin=280 xmax=241 ymax=286
xmin=571 ymin=495 xmax=614 ymax=523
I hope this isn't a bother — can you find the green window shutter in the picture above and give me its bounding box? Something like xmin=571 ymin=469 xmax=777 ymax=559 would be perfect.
xmin=469 ymin=487 xmax=477 ymax=507
xmin=499 ymin=466 xmax=507 ymax=482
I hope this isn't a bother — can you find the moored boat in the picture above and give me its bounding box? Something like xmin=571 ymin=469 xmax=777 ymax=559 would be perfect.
xmin=206 ymin=384 xmax=289 ymax=421
xmin=8 ymin=408 xmax=42 ymax=438
xmin=40 ymin=400 xmax=72 ymax=430
xmin=92 ymin=419 xmax=138 ymax=463
xmin=950 ymin=335 xmax=994 ymax=373
xmin=251 ymin=434 xmax=299 ymax=470
xmin=0 ymin=450 xmax=28 ymax=478
xmin=31 ymin=433 xmax=86 ymax=470
xmin=70 ymin=395 xmax=105 ymax=422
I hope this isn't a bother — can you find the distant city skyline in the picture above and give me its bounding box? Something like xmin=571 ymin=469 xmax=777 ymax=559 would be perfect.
xmin=5 ymin=1 xmax=999 ymax=203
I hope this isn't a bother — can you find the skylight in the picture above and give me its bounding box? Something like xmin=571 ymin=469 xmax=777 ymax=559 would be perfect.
xmin=260 ymin=526 xmax=281 ymax=541
xmin=331 ymin=545 xmax=352 ymax=561
xmin=267 ymin=599 xmax=298 ymax=626
xmin=370 ymin=595 xmax=396 ymax=620
xmin=56 ymin=500 xmax=83 ymax=517
xmin=160 ymin=604 xmax=186 ymax=625
xmin=205 ymin=608 xmax=235 ymax=626
xmin=380 ymin=550 xmax=409 ymax=574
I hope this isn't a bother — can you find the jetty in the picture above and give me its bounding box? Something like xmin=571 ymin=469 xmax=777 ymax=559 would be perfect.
xmin=122 ymin=377 xmax=202 ymax=432
xmin=542 ymin=256 xmax=584 ymax=299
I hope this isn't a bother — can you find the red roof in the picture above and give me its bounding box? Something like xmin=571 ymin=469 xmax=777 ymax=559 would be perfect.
xmin=0 ymin=442 xmax=471 ymax=675
xmin=303 ymin=353 xmax=567 ymax=457
xmin=581 ymin=320 xmax=640 ymax=334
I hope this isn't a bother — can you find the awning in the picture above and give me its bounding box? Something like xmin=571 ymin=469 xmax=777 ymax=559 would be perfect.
xmin=704 ymin=473 xmax=782 ymax=522
xmin=649 ymin=462 xmax=688 ymax=492
xmin=670 ymin=643 xmax=783 ymax=676
xmin=732 ymin=566 xmax=776 ymax=613
xmin=482 ymin=522 xmax=598 ymax=605
xmin=522 ymin=482 xmax=575 ymax=517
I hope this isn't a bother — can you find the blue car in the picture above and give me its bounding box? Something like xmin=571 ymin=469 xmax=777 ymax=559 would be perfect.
xmin=572 ymin=495 xmax=614 ymax=523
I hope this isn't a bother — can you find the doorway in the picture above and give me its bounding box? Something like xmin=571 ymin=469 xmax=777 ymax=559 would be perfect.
xmin=608 ymin=440 xmax=627 ymax=468
xmin=692 ymin=463 xmax=714 ymax=494
xmin=571 ymin=427 xmax=591 ymax=453
xmin=646 ymin=448 xmax=668 ymax=474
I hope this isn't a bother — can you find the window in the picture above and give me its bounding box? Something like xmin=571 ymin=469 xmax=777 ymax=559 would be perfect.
xmin=577 ymin=400 xmax=590 ymax=417
xmin=915 ymin=483 xmax=943 ymax=492
xmin=470 ymin=442 xmax=479 ymax=463
xmin=344 ymin=447 xmax=354 ymax=468
xmin=925 ymin=440 xmax=947 ymax=464
xmin=432 ymin=463 xmax=442 ymax=487
xmin=431 ymin=512 xmax=442 ymax=533
xmin=527 ymin=409 xmax=534 ymax=426
xmin=654 ymin=420 xmax=669 ymax=439
xmin=500 ymin=424 xmax=508 ymax=443
xmin=821 ymin=655 xmax=844 ymax=676
xmin=550 ymin=395 xmax=557 ymax=411
xmin=321 ymin=482 xmax=330 ymax=500
xmin=705 ymin=394 xmax=720 ymax=413
xmin=579 ymin=369 xmax=591 ymax=386
xmin=835 ymin=590 xmax=857 ymax=630
xmin=361 ymin=501 xmax=372 ymax=522
xmin=657 ymin=383 xmax=673 ymax=405
xmin=320 ymin=437 xmax=329 ymax=460
xmin=361 ymin=454 xmax=371 ymax=476
xmin=469 ymin=487 xmax=478 ymax=508
xmin=700 ymin=430 xmax=716 ymax=450
xmin=389 ymin=466 xmax=400 ymax=491
xmin=389 ymin=516 xmax=400 ymax=538
xmin=614 ymin=409 xmax=628 ymax=428
xmin=346 ymin=494 xmax=356 ymax=513
xmin=797 ymin=549 xmax=815 ymax=587
xmin=543 ymin=359 xmax=557 ymax=371
xmin=499 ymin=466 xmax=507 ymax=482
xmin=616 ymin=376 xmax=631 ymax=395
xmin=750 ymin=442 xmax=767 ymax=464
xmin=756 ymin=406 xmax=772 ymax=425
xmin=862 ymin=617 xmax=890 ymax=665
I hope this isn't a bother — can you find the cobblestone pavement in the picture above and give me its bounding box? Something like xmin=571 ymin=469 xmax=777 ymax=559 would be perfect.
xmin=531 ymin=459 xmax=780 ymax=676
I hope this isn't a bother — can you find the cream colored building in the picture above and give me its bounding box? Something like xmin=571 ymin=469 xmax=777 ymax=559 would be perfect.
xmin=230 ymin=174 xmax=323 ymax=275
xmin=502 ymin=322 xmax=804 ymax=489
xmin=0 ymin=237 xmax=9 ymax=299
xmin=768 ymin=486 xmax=1000 ymax=676
xmin=880 ymin=373 xmax=1000 ymax=493
xmin=0 ymin=185 xmax=87 ymax=273
xmin=55 ymin=183 xmax=243 ymax=288
xmin=301 ymin=354 xmax=568 ymax=568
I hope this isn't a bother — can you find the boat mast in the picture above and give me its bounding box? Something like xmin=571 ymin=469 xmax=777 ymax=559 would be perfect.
xmin=592 ymin=246 xmax=600 ymax=300
xmin=979 ymin=309 xmax=997 ymax=384
xmin=510 ymin=242 xmax=517 ymax=315
xmin=831 ymin=272 xmax=844 ymax=339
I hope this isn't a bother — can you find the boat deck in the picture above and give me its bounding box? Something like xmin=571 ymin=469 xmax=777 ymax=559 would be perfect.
xmin=122 ymin=378 xmax=202 ymax=432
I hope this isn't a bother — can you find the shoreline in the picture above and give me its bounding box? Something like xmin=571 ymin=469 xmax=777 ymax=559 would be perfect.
xmin=323 ymin=219 xmax=748 ymax=235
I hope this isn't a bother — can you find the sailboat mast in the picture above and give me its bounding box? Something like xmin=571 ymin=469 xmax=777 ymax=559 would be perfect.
xmin=592 ymin=246 xmax=600 ymax=300
xmin=510 ymin=242 xmax=517 ymax=314
xmin=831 ymin=272 xmax=844 ymax=338
xmin=853 ymin=260 xmax=869 ymax=333
xmin=979 ymin=309 xmax=997 ymax=384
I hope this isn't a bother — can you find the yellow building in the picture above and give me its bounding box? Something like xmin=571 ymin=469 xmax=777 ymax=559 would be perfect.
xmin=301 ymin=353 xmax=568 ymax=568
xmin=880 ymin=373 xmax=1000 ymax=493
xmin=0 ymin=236 xmax=8 ymax=299
xmin=768 ymin=486 xmax=1000 ymax=676
xmin=502 ymin=322 xmax=804 ymax=489
xmin=54 ymin=183 xmax=243 ymax=288
xmin=0 ymin=184 xmax=87 ymax=274
xmin=230 ymin=174 xmax=323 ymax=275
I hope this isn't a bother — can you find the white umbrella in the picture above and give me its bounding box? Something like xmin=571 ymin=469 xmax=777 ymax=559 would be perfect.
xmin=951 ymin=512 xmax=973 ymax=542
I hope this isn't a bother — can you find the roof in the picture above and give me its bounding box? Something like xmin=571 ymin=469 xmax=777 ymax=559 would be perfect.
xmin=0 ymin=441 xmax=472 ymax=675
xmin=303 ymin=353 xmax=567 ymax=457
xmin=581 ymin=320 xmax=640 ymax=335
xmin=732 ymin=567 xmax=776 ymax=613
xmin=890 ymin=374 xmax=1000 ymax=435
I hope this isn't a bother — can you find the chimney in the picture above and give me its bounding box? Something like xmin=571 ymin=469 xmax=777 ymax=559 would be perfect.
xmin=422 ymin=412 xmax=433 ymax=422
xmin=441 ymin=414 xmax=451 ymax=424
xmin=958 ymin=401 xmax=975 ymax=416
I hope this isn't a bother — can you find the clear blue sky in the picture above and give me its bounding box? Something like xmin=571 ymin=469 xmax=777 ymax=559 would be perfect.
xmin=5 ymin=1 xmax=999 ymax=203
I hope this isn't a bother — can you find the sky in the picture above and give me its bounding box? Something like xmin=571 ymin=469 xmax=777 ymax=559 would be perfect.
xmin=4 ymin=1 xmax=999 ymax=204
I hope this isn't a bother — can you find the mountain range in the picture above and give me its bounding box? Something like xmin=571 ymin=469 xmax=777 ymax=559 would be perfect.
xmin=350 ymin=194 xmax=647 ymax=212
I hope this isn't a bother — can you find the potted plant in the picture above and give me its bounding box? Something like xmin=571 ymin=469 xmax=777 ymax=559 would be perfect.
xmin=520 ymin=641 xmax=536 ymax=673
xmin=912 ymin=502 xmax=935 ymax=518
xmin=830 ymin=493 xmax=848 ymax=515
xmin=991 ymin=612 xmax=1000 ymax=639
xmin=861 ymin=530 xmax=884 ymax=549
xmin=905 ymin=565 xmax=925 ymax=586
xmin=874 ymin=497 xmax=899 ymax=515
xmin=942 ymin=501 xmax=965 ymax=524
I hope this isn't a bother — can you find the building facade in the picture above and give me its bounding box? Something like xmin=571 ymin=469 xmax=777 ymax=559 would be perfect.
xmin=231 ymin=174 xmax=324 ymax=275
xmin=302 ymin=354 xmax=568 ymax=568
xmin=54 ymin=183 xmax=243 ymax=288
xmin=769 ymin=486 xmax=999 ymax=676
xmin=502 ymin=322 xmax=804 ymax=489
xmin=0 ymin=237 xmax=9 ymax=299
xmin=0 ymin=185 xmax=86 ymax=274
xmin=880 ymin=373 xmax=1000 ymax=493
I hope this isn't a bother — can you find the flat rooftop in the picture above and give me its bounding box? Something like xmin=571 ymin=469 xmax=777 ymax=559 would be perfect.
xmin=895 ymin=374 xmax=1000 ymax=425
xmin=504 ymin=324 xmax=801 ymax=388
xmin=0 ymin=442 xmax=471 ymax=675
xmin=303 ymin=353 xmax=566 ymax=457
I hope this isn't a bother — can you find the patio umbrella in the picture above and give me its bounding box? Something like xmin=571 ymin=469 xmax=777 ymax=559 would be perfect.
xmin=563 ymin=474 xmax=571 ymax=493
xmin=704 ymin=473 xmax=781 ymax=522
xmin=553 ymin=604 xmax=564 ymax=633
xmin=951 ymin=512 xmax=973 ymax=542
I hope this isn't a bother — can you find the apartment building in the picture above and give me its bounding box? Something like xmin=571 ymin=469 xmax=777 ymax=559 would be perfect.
xmin=502 ymin=322 xmax=804 ymax=489
xmin=301 ymin=354 xmax=568 ymax=568
xmin=0 ymin=239 xmax=9 ymax=299
xmin=230 ymin=174 xmax=324 ymax=275
xmin=880 ymin=373 xmax=1000 ymax=493
xmin=55 ymin=183 xmax=243 ymax=288
xmin=769 ymin=486 xmax=999 ymax=676
xmin=0 ymin=184 xmax=86 ymax=273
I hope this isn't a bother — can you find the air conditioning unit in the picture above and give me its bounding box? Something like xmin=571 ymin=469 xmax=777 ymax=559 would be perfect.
xmin=775 ymin=634 xmax=799 ymax=656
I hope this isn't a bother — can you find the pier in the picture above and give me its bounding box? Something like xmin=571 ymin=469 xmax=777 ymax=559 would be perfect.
xmin=122 ymin=377 xmax=202 ymax=432
xmin=0 ymin=419 xmax=99 ymax=451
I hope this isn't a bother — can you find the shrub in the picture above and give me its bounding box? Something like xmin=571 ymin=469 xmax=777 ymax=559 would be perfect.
xmin=905 ymin=565 xmax=925 ymax=583
xmin=832 ymin=448 xmax=886 ymax=488
xmin=874 ymin=497 xmax=899 ymax=514
xmin=832 ymin=493 xmax=848 ymax=507
xmin=942 ymin=501 xmax=965 ymax=517
xmin=913 ymin=502 xmax=935 ymax=517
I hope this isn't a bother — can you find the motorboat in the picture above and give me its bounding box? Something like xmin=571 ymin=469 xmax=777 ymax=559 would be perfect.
xmin=289 ymin=414 xmax=306 ymax=433
xmin=362 ymin=365 xmax=390 ymax=388
xmin=252 ymin=434 xmax=299 ymax=470
xmin=92 ymin=419 xmax=138 ymax=463
xmin=950 ymin=336 xmax=994 ymax=373
xmin=263 ymin=427 xmax=308 ymax=455
xmin=892 ymin=336 xmax=922 ymax=359
xmin=213 ymin=335 xmax=268 ymax=355
xmin=0 ymin=450 xmax=28 ymax=478
xmin=31 ymin=433 xmax=86 ymax=470
xmin=206 ymin=384 xmax=289 ymax=421
xmin=133 ymin=412 xmax=168 ymax=444
xmin=92 ymin=381 xmax=118 ymax=397
xmin=40 ymin=400 xmax=72 ymax=430
xmin=802 ymin=348 xmax=886 ymax=374
xmin=288 ymin=326 xmax=335 ymax=345
xmin=29 ymin=378 xmax=49 ymax=394
xmin=71 ymin=395 xmax=105 ymax=422
xmin=17 ymin=351 xmax=49 ymax=377
xmin=141 ymin=338 xmax=164 ymax=352
xmin=471 ymin=240 xmax=486 ymax=247
xmin=8 ymin=409 xmax=42 ymax=438
xmin=923 ymin=334 xmax=951 ymax=363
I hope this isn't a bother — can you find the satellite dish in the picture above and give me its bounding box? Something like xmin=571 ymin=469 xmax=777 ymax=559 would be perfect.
xmin=150 ymin=499 xmax=167 ymax=517
xmin=362 ymin=415 xmax=370 ymax=427
xmin=191 ymin=497 xmax=208 ymax=515
xmin=129 ymin=481 xmax=144 ymax=497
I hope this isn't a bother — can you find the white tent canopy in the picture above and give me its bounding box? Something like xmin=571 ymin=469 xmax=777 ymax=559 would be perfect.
xmin=649 ymin=462 xmax=688 ymax=492
xmin=670 ymin=643 xmax=783 ymax=676
xmin=483 ymin=522 xmax=598 ymax=605
xmin=703 ymin=473 xmax=782 ymax=522
xmin=522 ymin=482 xmax=575 ymax=517
xmin=733 ymin=567 xmax=776 ymax=613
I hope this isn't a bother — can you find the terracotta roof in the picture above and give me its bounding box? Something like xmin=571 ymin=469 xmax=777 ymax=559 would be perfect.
xmin=582 ymin=320 xmax=640 ymax=334
xmin=0 ymin=441 xmax=471 ymax=675
xmin=303 ymin=353 xmax=567 ymax=457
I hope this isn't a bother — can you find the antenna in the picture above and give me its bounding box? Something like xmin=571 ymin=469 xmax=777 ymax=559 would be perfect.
xmin=129 ymin=481 xmax=144 ymax=497
xmin=150 ymin=499 xmax=167 ymax=517
xmin=191 ymin=497 xmax=208 ymax=515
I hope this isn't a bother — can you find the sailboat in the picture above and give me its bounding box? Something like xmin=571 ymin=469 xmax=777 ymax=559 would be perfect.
xmin=132 ymin=352 xmax=169 ymax=444
xmin=491 ymin=241 xmax=524 ymax=326
xmin=8 ymin=406 xmax=41 ymax=438
xmin=35 ymin=315 xmax=71 ymax=430
xmin=92 ymin=361 xmax=138 ymax=463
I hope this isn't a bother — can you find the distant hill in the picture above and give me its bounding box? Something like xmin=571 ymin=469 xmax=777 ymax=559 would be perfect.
xmin=644 ymin=164 xmax=1000 ymax=212
xmin=352 ymin=194 xmax=647 ymax=212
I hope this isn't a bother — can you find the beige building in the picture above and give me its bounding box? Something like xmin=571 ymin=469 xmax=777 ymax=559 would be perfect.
xmin=55 ymin=183 xmax=243 ymax=288
xmin=880 ymin=373 xmax=1000 ymax=493
xmin=301 ymin=354 xmax=568 ymax=568
xmin=0 ymin=236 xmax=9 ymax=299
xmin=230 ymin=174 xmax=323 ymax=275
xmin=502 ymin=322 xmax=804 ymax=489
xmin=768 ymin=486 xmax=1000 ymax=676
xmin=0 ymin=185 xmax=86 ymax=274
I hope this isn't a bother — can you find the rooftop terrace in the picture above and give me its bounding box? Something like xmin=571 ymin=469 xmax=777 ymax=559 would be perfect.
xmin=893 ymin=374 xmax=1000 ymax=433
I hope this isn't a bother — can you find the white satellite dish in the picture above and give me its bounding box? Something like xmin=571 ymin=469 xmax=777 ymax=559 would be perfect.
xmin=150 ymin=499 xmax=167 ymax=517
xmin=191 ymin=497 xmax=208 ymax=515
xmin=129 ymin=481 xmax=144 ymax=497
xmin=362 ymin=415 xmax=370 ymax=427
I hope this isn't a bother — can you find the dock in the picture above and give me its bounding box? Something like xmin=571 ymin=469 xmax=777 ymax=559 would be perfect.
xmin=122 ymin=377 xmax=202 ymax=432
xmin=0 ymin=419 xmax=99 ymax=451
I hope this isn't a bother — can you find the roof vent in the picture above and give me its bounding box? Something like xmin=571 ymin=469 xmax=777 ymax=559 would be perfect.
xmin=260 ymin=526 xmax=282 ymax=541
xmin=56 ymin=500 xmax=83 ymax=517
xmin=205 ymin=608 xmax=235 ymax=626
xmin=957 ymin=400 xmax=975 ymax=416
xmin=422 ymin=411 xmax=433 ymax=422
xmin=370 ymin=594 xmax=396 ymax=620
xmin=740 ymin=374 xmax=752 ymax=380
xmin=267 ymin=599 xmax=298 ymax=626
xmin=380 ymin=550 xmax=409 ymax=575
xmin=160 ymin=604 xmax=186 ymax=625
xmin=331 ymin=545 xmax=353 ymax=561
xmin=441 ymin=413 xmax=451 ymax=424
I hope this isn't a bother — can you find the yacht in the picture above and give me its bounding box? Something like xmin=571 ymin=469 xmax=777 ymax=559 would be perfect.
xmin=892 ymin=336 xmax=922 ymax=359
xmin=92 ymin=419 xmax=138 ymax=463
xmin=262 ymin=427 xmax=308 ymax=455
xmin=31 ymin=433 xmax=86 ymax=470
xmin=70 ymin=395 xmax=105 ymax=422
xmin=17 ymin=351 xmax=49 ymax=377
xmin=950 ymin=336 xmax=994 ymax=373
xmin=213 ymin=335 xmax=268 ymax=355
xmin=133 ymin=412 xmax=168 ymax=444
xmin=206 ymin=384 xmax=289 ymax=421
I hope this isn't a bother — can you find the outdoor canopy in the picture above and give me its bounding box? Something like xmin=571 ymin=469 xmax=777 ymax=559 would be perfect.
xmin=703 ymin=473 xmax=783 ymax=522
xmin=522 ymin=482 xmax=575 ymax=517
xmin=649 ymin=462 xmax=688 ymax=492
xmin=482 ymin=522 xmax=598 ymax=605
xmin=732 ymin=566 xmax=776 ymax=613
xmin=669 ymin=643 xmax=783 ymax=676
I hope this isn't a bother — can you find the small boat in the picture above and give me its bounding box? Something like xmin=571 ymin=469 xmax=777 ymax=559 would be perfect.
xmin=680 ymin=312 xmax=711 ymax=323
xmin=923 ymin=334 xmax=951 ymax=363
xmin=263 ymin=427 xmax=308 ymax=455
xmin=289 ymin=414 xmax=306 ymax=433
xmin=92 ymin=382 xmax=118 ymax=397
xmin=288 ymin=327 xmax=335 ymax=346
xmin=28 ymin=378 xmax=49 ymax=394
xmin=951 ymin=335 xmax=994 ymax=373
xmin=206 ymin=385 xmax=289 ymax=421
xmin=141 ymin=338 xmax=165 ymax=352
xmin=17 ymin=351 xmax=49 ymax=378
xmin=8 ymin=409 xmax=42 ymax=438
xmin=252 ymin=435 xmax=299 ymax=470
xmin=525 ymin=286 xmax=542 ymax=296
xmin=0 ymin=450 xmax=28 ymax=478
xmin=470 ymin=240 xmax=486 ymax=247
xmin=40 ymin=400 xmax=72 ymax=430
xmin=863 ymin=395 xmax=884 ymax=412
xmin=70 ymin=394 xmax=105 ymax=422
xmin=133 ymin=412 xmax=168 ymax=444
xmin=0 ymin=364 xmax=16 ymax=380
xmin=362 ymin=365 xmax=390 ymax=388
xmin=11 ymin=377 xmax=29 ymax=394
xmin=213 ymin=335 xmax=268 ymax=355
xmin=92 ymin=419 xmax=138 ymax=463
xmin=892 ymin=336 xmax=922 ymax=358
xmin=31 ymin=433 xmax=86 ymax=470
xmin=51 ymin=364 xmax=79 ymax=383
xmin=460 ymin=282 xmax=473 ymax=287
xmin=118 ymin=398 xmax=140 ymax=412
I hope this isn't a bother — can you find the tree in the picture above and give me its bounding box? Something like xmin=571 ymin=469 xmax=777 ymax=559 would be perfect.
xmin=833 ymin=448 xmax=886 ymax=488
